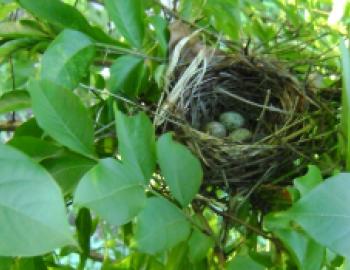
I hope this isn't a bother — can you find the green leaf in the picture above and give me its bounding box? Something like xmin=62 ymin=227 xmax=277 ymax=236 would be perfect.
xmin=273 ymin=229 xmax=324 ymax=270
xmin=226 ymin=255 xmax=265 ymax=270
xmin=165 ymin=242 xmax=191 ymax=270
xmin=150 ymin=16 xmax=169 ymax=56
xmin=13 ymin=118 xmax=43 ymax=138
xmin=157 ymin=133 xmax=203 ymax=207
xmin=0 ymin=144 xmax=75 ymax=256
xmin=0 ymin=21 xmax=47 ymax=39
xmin=179 ymin=0 xmax=205 ymax=21
xmin=41 ymin=29 xmax=95 ymax=90
xmin=115 ymin=110 xmax=156 ymax=183
xmin=154 ymin=64 xmax=166 ymax=88
xmin=17 ymin=0 xmax=114 ymax=43
xmin=288 ymin=173 xmax=350 ymax=258
xmin=0 ymin=257 xmax=13 ymax=270
xmin=18 ymin=0 xmax=88 ymax=30
xmin=135 ymin=197 xmax=191 ymax=254
xmin=340 ymin=40 xmax=350 ymax=170
xmin=0 ymin=90 xmax=31 ymax=114
xmin=205 ymin=0 xmax=241 ymax=41
xmin=108 ymin=55 xmax=145 ymax=96
xmin=0 ymin=53 xmax=37 ymax=93
xmin=29 ymin=80 xmax=95 ymax=158
xmin=12 ymin=257 xmax=47 ymax=270
xmin=76 ymin=207 xmax=92 ymax=256
xmin=265 ymin=212 xmax=324 ymax=270
xmin=105 ymin=0 xmax=145 ymax=48
xmin=42 ymin=151 xmax=96 ymax=195
xmin=74 ymin=158 xmax=146 ymax=226
xmin=0 ymin=2 xmax=18 ymax=21
xmin=294 ymin=165 xmax=323 ymax=197
xmin=8 ymin=136 xmax=62 ymax=162
xmin=0 ymin=38 xmax=36 ymax=60
xmin=188 ymin=229 xmax=214 ymax=263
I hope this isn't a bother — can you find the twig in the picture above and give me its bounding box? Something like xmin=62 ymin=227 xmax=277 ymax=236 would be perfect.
xmin=216 ymin=87 xmax=292 ymax=115
xmin=0 ymin=121 xmax=21 ymax=131
xmin=80 ymin=84 xmax=187 ymax=132
xmin=206 ymin=203 xmax=273 ymax=241
xmin=88 ymin=251 xmax=104 ymax=262
xmin=95 ymin=43 xmax=166 ymax=62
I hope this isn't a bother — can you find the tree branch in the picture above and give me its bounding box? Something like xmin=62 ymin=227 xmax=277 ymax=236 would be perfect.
xmin=0 ymin=121 xmax=21 ymax=131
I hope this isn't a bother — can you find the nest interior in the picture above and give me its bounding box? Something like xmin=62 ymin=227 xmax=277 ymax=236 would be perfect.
xmin=157 ymin=51 xmax=335 ymax=194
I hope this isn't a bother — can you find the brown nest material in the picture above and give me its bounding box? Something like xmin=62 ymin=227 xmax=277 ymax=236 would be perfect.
xmin=155 ymin=45 xmax=337 ymax=192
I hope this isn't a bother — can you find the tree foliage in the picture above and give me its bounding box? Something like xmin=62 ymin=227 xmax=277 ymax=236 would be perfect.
xmin=0 ymin=0 xmax=349 ymax=269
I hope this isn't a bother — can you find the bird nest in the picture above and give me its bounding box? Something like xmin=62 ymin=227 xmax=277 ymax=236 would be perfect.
xmin=154 ymin=43 xmax=336 ymax=193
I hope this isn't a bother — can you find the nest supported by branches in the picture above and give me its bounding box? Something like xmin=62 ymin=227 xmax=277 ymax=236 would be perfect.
xmin=155 ymin=39 xmax=337 ymax=195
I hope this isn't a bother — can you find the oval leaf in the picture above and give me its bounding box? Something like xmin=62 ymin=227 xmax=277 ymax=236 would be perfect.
xmin=75 ymin=207 xmax=92 ymax=256
xmin=28 ymin=80 xmax=95 ymax=158
xmin=0 ymin=144 xmax=75 ymax=256
xmin=288 ymin=173 xmax=350 ymax=258
xmin=0 ymin=90 xmax=31 ymax=114
xmin=105 ymin=0 xmax=145 ymax=48
xmin=41 ymin=29 xmax=95 ymax=90
xmin=115 ymin=110 xmax=156 ymax=183
xmin=74 ymin=158 xmax=146 ymax=226
xmin=157 ymin=133 xmax=203 ymax=207
xmin=135 ymin=197 xmax=191 ymax=254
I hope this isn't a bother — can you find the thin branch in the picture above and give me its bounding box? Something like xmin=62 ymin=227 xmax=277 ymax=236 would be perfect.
xmin=0 ymin=121 xmax=21 ymax=131
xmin=95 ymin=43 xmax=167 ymax=62
xmin=216 ymin=87 xmax=292 ymax=115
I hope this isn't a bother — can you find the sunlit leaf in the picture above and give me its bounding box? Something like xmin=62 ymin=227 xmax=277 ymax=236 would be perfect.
xmin=205 ymin=0 xmax=241 ymax=41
